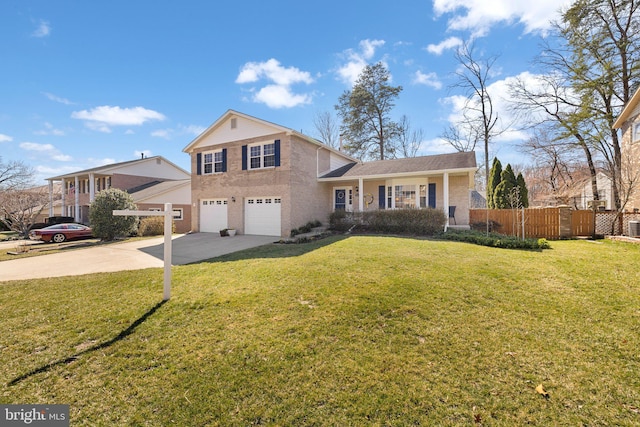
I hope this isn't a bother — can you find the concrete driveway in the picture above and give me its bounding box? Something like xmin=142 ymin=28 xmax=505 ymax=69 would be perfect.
xmin=0 ymin=233 xmax=277 ymax=282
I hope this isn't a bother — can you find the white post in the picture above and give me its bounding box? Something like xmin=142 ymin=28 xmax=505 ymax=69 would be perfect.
xmin=443 ymin=171 xmax=450 ymax=230
xmin=163 ymin=203 xmax=172 ymax=301
xmin=113 ymin=204 xmax=178 ymax=301
xmin=358 ymin=177 xmax=364 ymax=212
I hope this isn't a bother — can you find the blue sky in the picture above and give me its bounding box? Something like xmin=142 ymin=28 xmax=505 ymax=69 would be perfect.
xmin=1 ymin=0 xmax=572 ymax=184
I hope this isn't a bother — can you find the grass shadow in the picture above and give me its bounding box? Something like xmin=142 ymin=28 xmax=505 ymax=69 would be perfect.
xmin=8 ymin=300 xmax=167 ymax=386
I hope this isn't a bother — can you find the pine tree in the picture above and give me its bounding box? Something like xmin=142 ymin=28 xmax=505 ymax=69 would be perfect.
xmin=516 ymin=172 xmax=529 ymax=208
xmin=493 ymin=164 xmax=518 ymax=209
xmin=487 ymin=157 xmax=502 ymax=208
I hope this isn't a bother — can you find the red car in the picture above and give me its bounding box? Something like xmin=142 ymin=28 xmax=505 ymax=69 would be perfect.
xmin=29 ymin=223 xmax=93 ymax=243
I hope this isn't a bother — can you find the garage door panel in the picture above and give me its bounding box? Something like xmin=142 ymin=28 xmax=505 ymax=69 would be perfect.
xmin=245 ymin=197 xmax=281 ymax=236
xmin=200 ymin=199 xmax=228 ymax=233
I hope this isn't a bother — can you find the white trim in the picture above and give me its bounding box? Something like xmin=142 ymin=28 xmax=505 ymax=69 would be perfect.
xmin=247 ymin=141 xmax=276 ymax=170
xmin=333 ymin=186 xmax=353 ymax=212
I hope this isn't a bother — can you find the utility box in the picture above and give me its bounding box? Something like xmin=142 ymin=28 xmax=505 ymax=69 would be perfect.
xmin=629 ymin=221 xmax=640 ymax=237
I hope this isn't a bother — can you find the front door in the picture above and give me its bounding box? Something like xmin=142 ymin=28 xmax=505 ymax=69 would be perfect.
xmin=335 ymin=189 xmax=346 ymax=210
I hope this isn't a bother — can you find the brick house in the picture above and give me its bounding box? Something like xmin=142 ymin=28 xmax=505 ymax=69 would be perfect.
xmin=183 ymin=110 xmax=477 ymax=237
xmin=613 ymin=86 xmax=640 ymax=211
xmin=46 ymin=156 xmax=192 ymax=233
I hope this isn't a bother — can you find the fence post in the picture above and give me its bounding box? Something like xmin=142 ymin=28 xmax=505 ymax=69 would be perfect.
xmin=558 ymin=205 xmax=572 ymax=239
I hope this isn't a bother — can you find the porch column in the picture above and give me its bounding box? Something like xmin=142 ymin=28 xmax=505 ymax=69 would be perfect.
xmin=443 ymin=172 xmax=450 ymax=229
xmin=61 ymin=178 xmax=66 ymax=217
xmin=48 ymin=180 xmax=54 ymax=217
xmin=74 ymin=176 xmax=80 ymax=222
xmin=358 ymin=177 xmax=364 ymax=212
xmin=89 ymin=173 xmax=95 ymax=202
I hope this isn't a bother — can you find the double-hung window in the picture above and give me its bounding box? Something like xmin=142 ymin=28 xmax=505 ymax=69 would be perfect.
xmin=202 ymin=150 xmax=224 ymax=174
xmin=249 ymin=142 xmax=276 ymax=169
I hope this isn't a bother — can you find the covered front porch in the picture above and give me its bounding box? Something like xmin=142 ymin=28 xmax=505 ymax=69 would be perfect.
xmin=320 ymin=172 xmax=475 ymax=229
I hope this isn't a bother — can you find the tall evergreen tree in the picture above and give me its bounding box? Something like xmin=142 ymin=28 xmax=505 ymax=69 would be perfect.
xmin=487 ymin=157 xmax=502 ymax=208
xmin=516 ymin=172 xmax=529 ymax=208
xmin=493 ymin=164 xmax=518 ymax=209
xmin=335 ymin=62 xmax=403 ymax=160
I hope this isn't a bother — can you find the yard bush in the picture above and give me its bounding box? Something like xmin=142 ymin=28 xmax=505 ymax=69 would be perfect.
xmin=137 ymin=216 xmax=176 ymax=236
xmin=89 ymin=189 xmax=138 ymax=241
xmin=361 ymin=208 xmax=446 ymax=235
xmin=329 ymin=210 xmax=357 ymax=233
xmin=330 ymin=208 xmax=446 ymax=236
xmin=439 ymin=228 xmax=550 ymax=250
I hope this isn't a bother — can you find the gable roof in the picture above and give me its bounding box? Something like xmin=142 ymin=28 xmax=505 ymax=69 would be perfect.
xmin=47 ymin=156 xmax=189 ymax=180
xmin=130 ymin=179 xmax=191 ymax=203
xmin=182 ymin=109 xmax=358 ymax=162
xmin=613 ymin=85 xmax=640 ymax=129
xmin=319 ymin=152 xmax=477 ymax=180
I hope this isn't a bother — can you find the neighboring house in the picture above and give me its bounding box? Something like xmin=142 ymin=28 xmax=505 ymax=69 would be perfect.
xmin=613 ymin=87 xmax=640 ymax=211
xmin=183 ymin=110 xmax=477 ymax=237
xmin=579 ymin=171 xmax=613 ymax=210
xmin=46 ymin=156 xmax=192 ymax=233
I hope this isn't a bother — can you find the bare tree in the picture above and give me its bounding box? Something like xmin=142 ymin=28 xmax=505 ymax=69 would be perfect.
xmin=313 ymin=111 xmax=340 ymax=149
xmin=0 ymin=157 xmax=33 ymax=191
xmin=0 ymin=158 xmax=51 ymax=236
xmin=0 ymin=187 xmax=50 ymax=236
xmin=450 ymin=43 xmax=503 ymax=198
xmin=396 ymin=115 xmax=423 ymax=158
xmin=451 ymin=42 xmax=504 ymax=234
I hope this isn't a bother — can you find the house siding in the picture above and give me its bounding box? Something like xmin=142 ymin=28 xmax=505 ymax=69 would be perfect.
xmin=620 ymin=113 xmax=640 ymax=211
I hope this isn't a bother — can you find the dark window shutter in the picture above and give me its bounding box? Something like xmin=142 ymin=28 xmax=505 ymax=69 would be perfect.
xmin=196 ymin=153 xmax=202 ymax=175
xmin=242 ymin=145 xmax=247 ymax=170
xmin=428 ymin=183 xmax=436 ymax=208
xmin=222 ymin=148 xmax=227 ymax=172
xmin=378 ymin=185 xmax=385 ymax=209
xmin=274 ymin=139 xmax=281 ymax=167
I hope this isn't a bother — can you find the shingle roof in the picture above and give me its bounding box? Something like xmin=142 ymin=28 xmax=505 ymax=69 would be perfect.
xmin=320 ymin=151 xmax=476 ymax=179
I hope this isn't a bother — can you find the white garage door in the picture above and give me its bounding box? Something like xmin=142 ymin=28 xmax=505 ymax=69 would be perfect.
xmin=245 ymin=197 xmax=281 ymax=236
xmin=200 ymin=199 xmax=228 ymax=233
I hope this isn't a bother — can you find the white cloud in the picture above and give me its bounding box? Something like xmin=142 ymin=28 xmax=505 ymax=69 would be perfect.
xmin=236 ymin=59 xmax=314 ymax=109
xmin=151 ymin=129 xmax=171 ymax=139
xmin=360 ymin=39 xmax=385 ymax=60
xmin=71 ymin=105 xmax=166 ymax=132
xmin=439 ymin=71 xmax=547 ymax=149
xmin=34 ymin=122 xmax=65 ymax=136
xmin=236 ymin=58 xmax=313 ymax=86
xmin=32 ymin=20 xmax=50 ymax=38
xmin=413 ymin=71 xmax=443 ymax=90
xmin=432 ymin=0 xmax=572 ymax=36
xmin=0 ymin=133 xmax=13 ymax=142
xmin=20 ymin=142 xmax=55 ymax=152
xmin=426 ymin=37 xmax=463 ymax=55
xmin=42 ymin=92 xmax=74 ymax=105
xmin=20 ymin=142 xmax=72 ymax=161
xmin=336 ymin=39 xmax=387 ymax=86
xmin=180 ymin=124 xmax=206 ymax=136
xmin=254 ymin=85 xmax=312 ymax=109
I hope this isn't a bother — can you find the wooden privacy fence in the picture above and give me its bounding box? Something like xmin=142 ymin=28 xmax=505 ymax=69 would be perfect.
xmin=470 ymin=208 xmax=596 ymax=239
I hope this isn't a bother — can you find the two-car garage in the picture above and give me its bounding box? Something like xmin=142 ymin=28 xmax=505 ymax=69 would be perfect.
xmin=200 ymin=196 xmax=281 ymax=236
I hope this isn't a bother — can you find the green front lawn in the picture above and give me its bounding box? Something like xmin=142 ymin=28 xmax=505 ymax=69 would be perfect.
xmin=1 ymin=236 xmax=639 ymax=425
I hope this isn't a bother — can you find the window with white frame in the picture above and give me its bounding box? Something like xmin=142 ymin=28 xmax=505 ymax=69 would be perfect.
xmin=395 ymin=185 xmax=417 ymax=208
xmin=249 ymin=142 xmax=276 ymax=169
xmin=173 ymin=208 xmax=183 ymax=220
xmin=203 ymin=150 xmax=224 ymax=174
